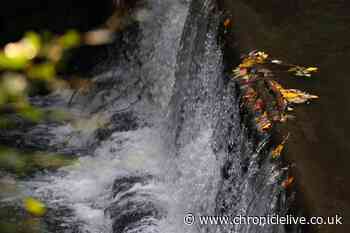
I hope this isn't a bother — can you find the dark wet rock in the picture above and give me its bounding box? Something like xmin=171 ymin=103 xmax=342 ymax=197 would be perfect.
xmin=167 ymin=1 xmax=294 ymax=233
xmin=108 ymin=175 xmax=164 ymax=233
xmin=43 ymin=206 xmax=82 ymax=233
xmin=112 ymin=175 xmax=152 ymax=198
xmin=96 ymin=112 xmax=139 ymax=142
xmin=0 ymin=121 xmax=56 ymax=151
xmin=108 ymin=196 xmax=165 ymax=233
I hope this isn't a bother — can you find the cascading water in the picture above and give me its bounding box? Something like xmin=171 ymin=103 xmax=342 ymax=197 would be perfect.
xmin=1 ymin=0 xmax=294 ymax=233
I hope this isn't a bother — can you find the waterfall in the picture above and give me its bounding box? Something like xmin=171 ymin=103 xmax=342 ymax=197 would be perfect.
xmin=4 ymin=0 xmax=292 ymax=233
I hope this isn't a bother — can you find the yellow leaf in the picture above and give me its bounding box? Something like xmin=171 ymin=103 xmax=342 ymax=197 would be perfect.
xmin=255 ymin=112 xmax=272 ymax=132
xmin=288 ymin=66 xmax=318 ymax=77
xmin=239 ymin=57 xmax=256 ymax=68
xmin=24 ymin=197 xmax=47 ymax=217
xmin=255 ymin=51 xmax=269 ymax=62
xmin=239 ymin=51 xmax=269 ymax=69
xmin=272 ymin=134 xmax=289 ymax=159
xmin=59 ymin=30 xmax=81 ymax=49
xmin=306 ymin=67 xmax=318 ymax=72
xmin=272 ymin=144 xmax=284 ymax=159
xmin=280 ymin=89 xmax=319 ymax=104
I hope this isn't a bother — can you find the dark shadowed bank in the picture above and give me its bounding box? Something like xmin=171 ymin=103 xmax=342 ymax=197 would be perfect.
xmin=218 ymin=1 xmax=350 ymax=233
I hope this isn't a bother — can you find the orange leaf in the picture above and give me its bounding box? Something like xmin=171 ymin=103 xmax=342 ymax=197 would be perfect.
xmin=271 ymin=144 xmax=284 ymax=159
xmin=224 ymin=19 xmax=231 ymax=28
xmin=281 ymin=176 xmax=294 ymax=189
xmin=271 ymin=134 xmax=289 ymax=159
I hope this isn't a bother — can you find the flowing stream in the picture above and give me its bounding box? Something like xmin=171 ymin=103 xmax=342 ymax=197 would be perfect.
xmin=1 ymin=0 xmax=293 ymax=233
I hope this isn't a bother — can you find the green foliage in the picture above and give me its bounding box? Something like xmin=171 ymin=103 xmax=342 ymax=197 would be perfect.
xmin=0 ymin=28 xmax=113 ymax=123
xmin=58 ymin=30 xmax=81 ymax=49
xmin=0 ymin=204 xmax=47 ymax=233
xmin=0 ymin=147 xmax=77 ymax=176
xmin=0 ymin=30 xmax=83 ymax=124
xmin=0 ymin=25 xmax=114 ymax=232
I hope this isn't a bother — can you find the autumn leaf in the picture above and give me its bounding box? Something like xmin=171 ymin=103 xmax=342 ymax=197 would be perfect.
xmin=271 ymin=134 xmax=289 ymax=159
xmin=288 ymin=66 xmax=319 ymax=77
xmin=24 ymin=197 xmax=47 ymax=217
xmin=239 ymin=67 xmax=248 ymax=76
xmin=306 ymin=67 xmax=318 ymax=72
xmin=255 ymin=51 xmax=269 ymax=63
xmin=233 ymin=50 xmax=319 ymax=142
xmin=239 ymin=51 xmax=269 ymax=69
xmin=281 ymin=176 xmax=294 ymax=189
xmin=272 ymin=144 xmax=284 ymax=159
xmin=239 ymin=57 xmax=256 ymax=68
xmin=255 ymin=112 xmax=272 ymax=132
xmin=223 ymin=18 xmax=231 ymax=28
xmin=269 ymin=81 xmax=318 ymax=104
xmin=280 ymin=89 xmax=319 ymax=104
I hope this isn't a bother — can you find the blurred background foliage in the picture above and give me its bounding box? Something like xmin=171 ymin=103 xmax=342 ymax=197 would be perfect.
xmin=0 ymin=18 xmax=121 ymax=166
xmin=0 ymin=1 xmax=121 ymax=231
xmin=0 ymin=147 xmax=76 ymax=176
xmin=0 ymin=31 xmax=86 ymax=229
xmin=0 ymin=31 xmax=80 ymax=121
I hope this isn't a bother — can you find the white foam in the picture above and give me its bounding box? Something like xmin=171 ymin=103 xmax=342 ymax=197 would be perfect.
xmin=33 ymin=128 xmax=166 ymax=233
